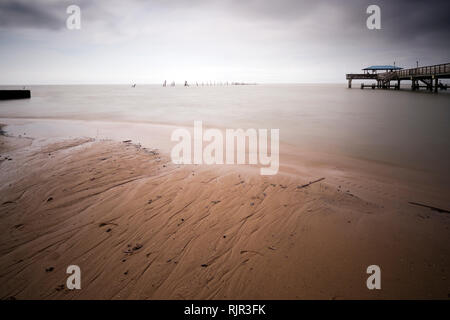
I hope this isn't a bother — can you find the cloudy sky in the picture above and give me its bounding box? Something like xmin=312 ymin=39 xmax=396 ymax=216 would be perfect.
xmin=0 ymin=0 xmax=449 ymax=84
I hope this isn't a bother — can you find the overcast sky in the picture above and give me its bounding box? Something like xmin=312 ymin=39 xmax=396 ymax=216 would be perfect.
xmin=0 ymin=0 xmax=449 ymax=84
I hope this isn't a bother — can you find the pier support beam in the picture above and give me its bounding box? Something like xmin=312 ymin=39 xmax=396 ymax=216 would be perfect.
xmin=397 ymin=80 xmax=400 ymax=90
xmin=434 ymin=77 xmax=438 ymax=93
xmin=348 ymin=79 xmax=352 ymax=89
xmin=420 ymin=79 xmax=433 ymax=91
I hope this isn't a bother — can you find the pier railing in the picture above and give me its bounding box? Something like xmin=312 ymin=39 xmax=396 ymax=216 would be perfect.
xmin=396 ymin=63 xmax=450 ymax=78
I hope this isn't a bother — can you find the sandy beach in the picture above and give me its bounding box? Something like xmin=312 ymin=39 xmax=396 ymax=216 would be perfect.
xmin=2 ymin=0 xmax=450 ymax=311
xmin=1 ymin=123 xmax=449 ymax=300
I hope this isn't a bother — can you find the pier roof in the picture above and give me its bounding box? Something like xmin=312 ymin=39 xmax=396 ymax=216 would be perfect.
xmin=363 ymin=65 xmax=403 ymax=71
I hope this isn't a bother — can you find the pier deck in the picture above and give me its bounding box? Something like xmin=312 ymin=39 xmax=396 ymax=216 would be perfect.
xmin=346 ymin=63 xmax=450 ymax=92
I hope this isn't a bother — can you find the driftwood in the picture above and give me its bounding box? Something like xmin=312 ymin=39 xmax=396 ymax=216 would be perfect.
xmin=297 ymin=177 xmax=325 ymax=189
xmin=408 ymin=202 xmax=450 ymax=214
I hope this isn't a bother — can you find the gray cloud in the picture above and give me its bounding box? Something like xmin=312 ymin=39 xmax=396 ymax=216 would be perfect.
xmin=0 ymin=0 xmax=448 ymax=84
xmin=374 ymin=0 xmax=450 ymax=48
xmin=1 ymin=0 xmax=448 ymax=46
xmin=0 ymin=0 xmax=65 ymax=30
xmin=221 ymin=0 xmax=450 ymax=48
xmin=0 ymin=0 xmax=107 ymax=30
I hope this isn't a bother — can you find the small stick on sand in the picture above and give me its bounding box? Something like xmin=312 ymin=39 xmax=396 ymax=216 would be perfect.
xmin=408 ymin=202 xmax=450 ymax=214
xmin=297 ymin=177 xmax=325 ymax=189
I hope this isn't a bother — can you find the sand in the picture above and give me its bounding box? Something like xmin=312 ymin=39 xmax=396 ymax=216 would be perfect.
xmin=0 ymin=127 xmax=449 ymax=300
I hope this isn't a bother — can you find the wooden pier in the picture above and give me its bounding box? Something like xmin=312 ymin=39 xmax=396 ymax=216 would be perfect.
xmin=0 ymin=90 xmax=31 ymax=100
xmin=346 ymin=63 xmax=450 ymax=92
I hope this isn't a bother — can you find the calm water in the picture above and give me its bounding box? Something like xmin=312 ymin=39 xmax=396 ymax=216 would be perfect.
xmin=1 ymin=84 xmax=449 ymax=178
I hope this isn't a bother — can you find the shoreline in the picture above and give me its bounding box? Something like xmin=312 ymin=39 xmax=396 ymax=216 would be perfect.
xmin=2 ymin=117 xmax=449 ymax=207
xmin=1 ymin=127 xmax=449 ymax=299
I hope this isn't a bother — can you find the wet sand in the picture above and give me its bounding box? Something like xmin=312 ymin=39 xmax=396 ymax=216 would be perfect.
xmin=0 ymin=126 xmax=449 ymax=299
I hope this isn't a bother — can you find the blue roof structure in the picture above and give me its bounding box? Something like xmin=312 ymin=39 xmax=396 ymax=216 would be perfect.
xmin=363 ymin=65 xmax=403 ymax=70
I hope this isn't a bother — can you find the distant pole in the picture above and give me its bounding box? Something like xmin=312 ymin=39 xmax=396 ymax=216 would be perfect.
xmin=416 ymin=60 xmax=419 ymax=68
